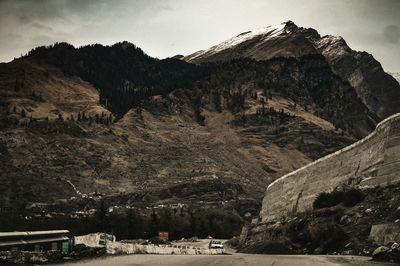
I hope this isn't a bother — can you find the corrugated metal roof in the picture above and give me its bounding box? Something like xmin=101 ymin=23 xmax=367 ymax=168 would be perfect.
xmin=0 ymin=230 xmax=69 ymax=238
xmin=0 ymin=232 xmax=28 ymax=238
xmin=26 ymin=230 xmax=69 ymax=236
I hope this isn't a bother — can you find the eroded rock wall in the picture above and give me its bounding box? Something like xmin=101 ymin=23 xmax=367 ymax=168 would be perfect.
xmin=260 ymin=113 xmax=400 ymax=223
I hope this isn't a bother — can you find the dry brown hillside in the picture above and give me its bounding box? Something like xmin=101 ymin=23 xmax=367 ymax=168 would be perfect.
xmin=0 ymin=42 xmax=373 ymax=238
xmin=0 ymin=60 xmax=356 ymax=210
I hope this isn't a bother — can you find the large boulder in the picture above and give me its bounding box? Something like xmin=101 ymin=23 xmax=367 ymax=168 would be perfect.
xmin=372 ymin=246 xmax=390 ymax=260
xmin=369 ymin=224 xmax=400 ymax=245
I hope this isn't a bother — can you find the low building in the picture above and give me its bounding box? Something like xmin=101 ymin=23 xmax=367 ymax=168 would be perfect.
xmin=0 ymin=230 xmax=70 ymax=253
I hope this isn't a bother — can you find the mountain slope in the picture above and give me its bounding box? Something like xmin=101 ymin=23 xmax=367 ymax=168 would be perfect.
xmin=0 ymin=38 xmax=380 ymax=238
xmin=0 ymin=53 xmax=362 ymax=204
xmin=184 ymin=21 xmax=400 ymax=120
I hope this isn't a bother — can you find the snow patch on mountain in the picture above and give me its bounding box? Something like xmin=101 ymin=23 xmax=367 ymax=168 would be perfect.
xmin=185 ymin=22 xmax=289 ymax=62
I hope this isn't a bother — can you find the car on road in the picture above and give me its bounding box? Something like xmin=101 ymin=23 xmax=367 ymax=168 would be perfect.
xmin=208 ymin=240 xmax=224 ymax=249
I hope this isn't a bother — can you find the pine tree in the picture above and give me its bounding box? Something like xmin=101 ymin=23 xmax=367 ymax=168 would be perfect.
xmin=260 ymin=98 xmax=265 ymax=115
xmin=14 ymin=78 xmax=19 ymax=92
xmin=149 ymin=210 xmax=159 ymax=237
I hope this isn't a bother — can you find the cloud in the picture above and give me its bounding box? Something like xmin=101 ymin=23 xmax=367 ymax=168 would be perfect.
xmin=384 ymin=25 xmax=400 ymax=44
xmin=0 ymin=0 xmax=399 ymax=70
xmin=0 ymin=0 xmax=173 ymax=62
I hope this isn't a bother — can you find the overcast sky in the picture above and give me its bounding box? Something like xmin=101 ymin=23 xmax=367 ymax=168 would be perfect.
xmin=0 ymin=0 xmax=399 ymax=71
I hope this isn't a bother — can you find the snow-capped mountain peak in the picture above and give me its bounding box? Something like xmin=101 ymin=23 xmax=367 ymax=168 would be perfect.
xmin=184 ymin=21 xmax=296 ymax=62
xmin=183 ymin=21 xmax=400 ymax=120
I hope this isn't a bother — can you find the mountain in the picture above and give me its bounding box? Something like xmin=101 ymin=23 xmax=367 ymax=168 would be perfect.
xmin=184 ymin=21 xmax=400 ymax=120
xmin=0 ymin=23 xmax=388 ymax=239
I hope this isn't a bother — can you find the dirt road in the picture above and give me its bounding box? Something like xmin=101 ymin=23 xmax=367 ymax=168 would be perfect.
xmin=54 ymin=253 xmax=391 ymax=266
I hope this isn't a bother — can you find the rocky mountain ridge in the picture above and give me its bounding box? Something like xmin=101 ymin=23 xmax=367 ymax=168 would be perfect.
xmin=184 ymin=21 xmax=400 ymax=120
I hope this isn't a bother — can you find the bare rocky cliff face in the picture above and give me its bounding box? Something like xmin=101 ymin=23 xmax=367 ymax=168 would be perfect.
xmin=184 ymin=21 xmax=400 ymax=120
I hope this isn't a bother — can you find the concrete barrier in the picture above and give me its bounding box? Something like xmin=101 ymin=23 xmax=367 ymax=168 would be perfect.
xmin=260 ymin=113 xmax=400 ymax=222
xmin=75 ymin=233 xmax=225 ymax=256
xmin=74 ymin=233 xmax=115 ymax=247
xmin=106 ymin=242 xmax=225 ymax=255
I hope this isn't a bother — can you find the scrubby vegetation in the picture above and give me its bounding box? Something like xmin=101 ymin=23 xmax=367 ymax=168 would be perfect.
xmin=0 ymin=206 xmax=243 ymax=241
xmin=313 ymin=188 xmax=365 ymax=209
xmin=0 ymin=179 xmax=256 ymax=240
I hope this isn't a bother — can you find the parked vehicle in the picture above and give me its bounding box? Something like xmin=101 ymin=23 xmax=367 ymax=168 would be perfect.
xmin=209 ymin=240 xmax=224 ymax=249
